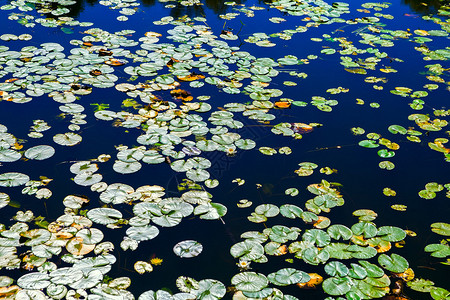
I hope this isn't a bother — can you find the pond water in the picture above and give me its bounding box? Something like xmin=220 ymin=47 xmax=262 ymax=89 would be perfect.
xmin=0 ymin=0 xmax=449 ymax=299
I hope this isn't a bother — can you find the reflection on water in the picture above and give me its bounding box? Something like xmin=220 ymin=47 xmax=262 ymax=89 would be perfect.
xmin=402 ymin=0 xmax=444 ymax=14
xmin=61 ymin=0 xmax=251 ymax=18
xmin=31 ymin=0 xmax=447 ymax=21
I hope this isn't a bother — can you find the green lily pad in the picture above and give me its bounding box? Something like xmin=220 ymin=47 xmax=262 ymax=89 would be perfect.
xmin=0 ymin=172 xmax=29 ymax=187
xmin=255 ymin=204 xmax=279 ymax=217
xmin=425 ymin=182 xmax=444 ymax=192
xmin=322 ymin=277 xmax=353 ymax=296
xmin=194 ymin=202 xmax=227 ymax=220
xmin=407 ymin=278 xmax=435 ymax=292
xmin=195 ymin=279 xmax=226 ymax=300
xmin=424 ymin=243 xmax=450 ymax=258
xmin=358 ymin=140 xmax=379 ymax=148
xmin=113 ymin=161 xmax=142 ymax=174
xmin=378 ymin=253 xmax=409 ymax=273
xmin=358 ymin=260 xmax=385 ymax=278
xmin=259 ymin=146 xmax=277 ymax=155
xmin=327 ymin=225 xmax=353 ymax=241
xmin=126 ymin=225 xmax=159 ymax=242
xmin=357 ymin=280 xmax=389 ymax=298
xmin=285 ymin=188 xmax=299 ymax=196
xmin=431 ymin=223 xmax=450 ymax=236
xmin=53 ymin=132 xmax=82 ymax=146
xmin=347 ymin=245 xmax=377 ymax=259
xmin=267 ymin=268 xmax=310 ymax=286
xmin=302 ymin=247 xmax=330 ymax=265
xmin=351 ymin=222 xmax=377 ymax=238
xmin=431 ymin=287 xmax=450 ymax=300
xmin=280 ymin=204 xmax=303 ymax=219
xmin=269 ymin=225 xmax=301 ymax=243
xmin=303 ymin=229 xmax=331 ymax=247
xmin=419 ymin=189 xmax=436 ymax=199
xmin=0 ymin=149 xmax=21 ymax=162
xmin=231 ymin=272 xmax=269 ymax=292
xmin=379 ymin=161 xmax=395 ymax=170
xmin=17 ymin=272 xmax=51 ymax=290
xmin=230 ymin=240 xmax=264 ymax=261
xmin=377 ymin=149 xmax=395 ymax=158
xmin=87 ymin=208 xmax=123 ymax=225
xmin=0 ymin=192 xmax=9 ymax=209
xmin=173 ymin=240 xmax=203 ymax=258
xmin=325 ymin=261 xmax=349 ymax=277
xmin=352 ymin=209 xmax=378 ymax=222
xmin=388 ymin=125 xmax=407 ymax=135
xmin=377 ymin=226 xmax=406 ymax=242
xmin=186 ymin=168 xmax=210 ymax=182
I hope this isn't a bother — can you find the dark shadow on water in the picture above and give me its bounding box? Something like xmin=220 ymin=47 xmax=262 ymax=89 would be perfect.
xmin=34 ymin=0 xmax=251 ymax=19
xmin=27 ymin=0 xmax=447 ymax=21
xmin=402 ymin=0 xmax=444 ymax=14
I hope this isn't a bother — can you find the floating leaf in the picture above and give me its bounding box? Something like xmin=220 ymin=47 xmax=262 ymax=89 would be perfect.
xmin=113 ymin=161 xmax=142 ymax=174
xmin=53 ymin=133 xmax=82 ymax=146
xmin=431 ymin=287 xmax=450 ymax=300
xmin=24 ymin=145 xmax=55 ymax=160
xmin=285 ymin=188 xmax=299 ymax=196
xmin=419 ymin=189 xmax=436 ymax=199
xmin=378 ymin=253 xmax=409 ymax=273
xmin=322 ymin=277 xmax=352 ymax=296
xmin=327 ymin=225 xmax=353 ymax=241
xmin=0 ymin=172 xmax=29 ymax=187
xmin=391 ymin=204 xmax=407 ymax=211
xmin=359 ymin=140 xmax=379 ymax=148
xmin=267 ymin=268 xmax=310 ymax=286
xmin=87 ymin=208 xmax=123 ymax=225
xmin=407 ymin=278 xmax=435 ymax=292
xmin=259 ymin=147 xmax=277 ymax=155
xmin=424 ymin=244 xmax=450 ymax=258
xmin=325 ymin=261 xmax=349 ymax=277
xmin=231 ymin=272 xmax=269 ymax=292
xmin=353 ymin=209 xmax=378 ymax=222
xmin=280 ymin=204 xmax=303 ymax=219
xmin=377 ymin=226 xmax=406 ymax=242
xmin=383 ymin=187 xmax=396 ymax=197
xmin=17 ymin=273 xmax=50 ymax=290
xmin=388 ymin=125 xmax=407 ymax=135
xmin=194 ymin=279 xmax=226 ymax=300
xmin=173 ymin=240 xmax=203 ymax=258
xmin=126 ymin=225 xmax=159 ymax=241
xmin=0 ymin=192 xmax=9 ymax=209
xmin=230 ymin=240 xmax=264 ymax=261
xmin=431 ymin=223 xmax=450 ymax=236
xmin=194 ymin=202 xmax=227 ymax=220
xmin=0 ymin=149 xmax=21 ymax=162
xmin=377 ymin=149 xmax=395 ymax=158
xmin=255 ymin=204 xmax=279 ymax=217
xmin=186 ymin=168 xmax=210 ymax=182
xmin=379 ymin=161 xmax=395 ymax=170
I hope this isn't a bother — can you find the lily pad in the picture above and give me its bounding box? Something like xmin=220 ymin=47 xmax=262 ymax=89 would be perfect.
xmin=173 ymin=240 xmax=203 ymax=258
xmin=231 ymin=272 xmax=269 ymax=292
xmin=0 ymin=172 xmax=29 ymax=187
xmin=267 ymin=268 xmax=310 ymax=286
xmin=53 ymin=132 xmax=82 ymax=146
xmin=431 ymin=223 xmax=450 ymax=236
xmin=87 ymin=208 xmax=123 ymax=225
xmin=378 ymin=253 xmax=409 ymax=273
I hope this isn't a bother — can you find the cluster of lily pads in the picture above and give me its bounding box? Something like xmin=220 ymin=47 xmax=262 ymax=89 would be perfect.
xmin=424 ymin=222 xmax=450 ymax=265
xmin=228 ymin=179 xmax=450 ymax=299
xmin=418 ymin=182 xmax=450 ymax=200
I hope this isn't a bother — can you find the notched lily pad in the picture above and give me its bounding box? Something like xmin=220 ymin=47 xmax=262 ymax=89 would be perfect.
xmin=173 ymin=240 xmax=203 ymax=258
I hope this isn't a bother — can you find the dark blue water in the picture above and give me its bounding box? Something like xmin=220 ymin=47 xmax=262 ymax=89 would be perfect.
xmin=0 ymin=0 xmax=449 ymax=299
